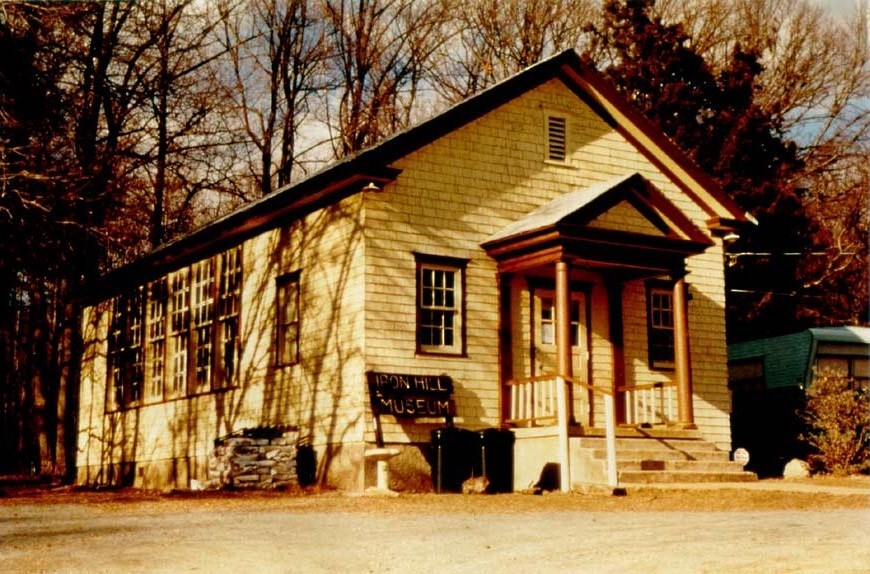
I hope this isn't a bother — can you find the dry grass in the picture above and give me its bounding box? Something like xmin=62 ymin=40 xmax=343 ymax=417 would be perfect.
xmin=2 ymin=476 xmax=869 ymax=514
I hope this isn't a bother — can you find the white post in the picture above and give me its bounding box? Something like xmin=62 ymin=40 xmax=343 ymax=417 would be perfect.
xmin=604 ymin=392 xmax=619 ymax=489
xmin=555 ymin=375 xmax=571 ymax=492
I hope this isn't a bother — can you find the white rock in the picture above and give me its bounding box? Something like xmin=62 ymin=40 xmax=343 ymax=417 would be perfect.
xmin=782 ymin=458 xmax=810 ymax=479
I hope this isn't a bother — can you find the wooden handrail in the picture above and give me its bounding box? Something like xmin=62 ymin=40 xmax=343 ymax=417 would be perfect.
xmin=616 ymin=380 xmax=677 ymax=393
xmin=505 ymin=374 xmax=613 ymax=396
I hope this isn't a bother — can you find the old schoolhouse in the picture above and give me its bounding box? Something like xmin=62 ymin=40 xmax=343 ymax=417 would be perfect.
xmin=76 ymin=50 xmax=754 ymax=492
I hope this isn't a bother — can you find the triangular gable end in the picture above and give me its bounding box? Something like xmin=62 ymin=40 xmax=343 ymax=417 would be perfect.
xmin=486 ymin=173 xmax=710 ymax=246
xmin=482 ymin=173 xmax=713 ymax=275
xmin=586 ymin=200 xmax=669 ymax=237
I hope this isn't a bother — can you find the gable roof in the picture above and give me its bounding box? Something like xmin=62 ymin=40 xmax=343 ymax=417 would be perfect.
xmin=480 ymin=173 xmax=713 ymax=277
xmin=88 ymin=49 xmax=747 ymax=301
xmin=809 ymin=326 xmax=870 ymax=345
xmin=728 ymin=326 xmax=870 ymax=389
xmin=485 ymin=172 xmax=710 ymax=245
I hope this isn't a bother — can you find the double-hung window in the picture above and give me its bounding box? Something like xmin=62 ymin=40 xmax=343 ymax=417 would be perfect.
xmin=105 ymin=247 xmax=243 ymax=412
xmin=276 ymin=272 xmax=300 ymax=366
xmin=146 ymin=278 xmax=167 ymax=401
xmin=168 ymin=269 xmax=191 ymax=396
xmin=416 ymin=254 xmax=467 ymax=356
xmin=107 ymin=286 xmax=144 ymax=409
xmin=217 ymin=247 xmax=242 ymax=387
xmin=647 ymin=281 xmax=675 ymax=368
xmin=191 ymin=259 xmax=216 ymax=393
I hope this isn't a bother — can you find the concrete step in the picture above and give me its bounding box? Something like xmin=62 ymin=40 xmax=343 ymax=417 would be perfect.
xmin=574 ymin=426 xmax=703 ymax=441
xmin=618 ymin=469 xmax=758 ymax=484
xmin=586 ymin=447 xmax=730 ymax=462
xmin=574 ymin=436 xmax=722 ymax=451
xmin=616 ymin=459 xmax=749 ymax=473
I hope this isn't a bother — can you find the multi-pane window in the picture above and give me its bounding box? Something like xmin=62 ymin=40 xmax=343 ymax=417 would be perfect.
xmin=815 ymin=356 xmax=870 ymax=389
xmin=539 ymin=297 xmax=580 ymax=347
xmin=169 ymin=269 xmax=190 ymax=396
xmin=647 ymin=283 xmax=675 ymax=367
xmin=217 ymin=247 xmax=242 ymax=387
xmin=276 ymin=272 xmax=300 ymax=366
xmin=106 ymin=247 xmax=244 ymax=412
xmin=146 ymin=278 xmax=167 ymax=400
xmin=191 ymin=259 xmax=215 ymax=393
xmin=416 ymin=255 xmax=467 ymax=355
xmin=107 ymin=287 xmax=144 ymax=409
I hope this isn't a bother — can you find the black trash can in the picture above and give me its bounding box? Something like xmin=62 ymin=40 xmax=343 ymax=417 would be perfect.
xmin=479 ymin=428 xmax=515 ymax=493
xmin=296 ymin=444 xmax=317 ymax=487
xmin=430 ymin=427 xmax=479 ymax=493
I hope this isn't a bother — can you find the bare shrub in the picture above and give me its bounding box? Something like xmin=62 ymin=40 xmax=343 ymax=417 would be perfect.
xmin=801 ymin=373 xmax=870 ymax=475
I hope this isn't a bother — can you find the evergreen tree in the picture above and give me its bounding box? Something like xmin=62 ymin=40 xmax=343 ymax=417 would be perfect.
xmin=585 ymin=0 xmax=817 ymax=341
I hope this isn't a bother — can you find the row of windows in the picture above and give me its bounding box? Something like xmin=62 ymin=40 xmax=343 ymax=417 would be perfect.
xmin=108 ymin=248 xmax=242 ymax=409
xmin=107 ymin=248 xmax=674 ymax=409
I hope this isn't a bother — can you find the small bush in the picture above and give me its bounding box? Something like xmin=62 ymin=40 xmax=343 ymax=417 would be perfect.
xmin=800 ymin=374 xmax=869 ymax=475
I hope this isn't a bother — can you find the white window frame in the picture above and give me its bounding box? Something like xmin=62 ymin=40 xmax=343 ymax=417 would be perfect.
xmin=415 ymin=254 xmax=467 ymax=356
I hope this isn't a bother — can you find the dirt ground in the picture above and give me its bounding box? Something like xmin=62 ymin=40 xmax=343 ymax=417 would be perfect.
xmin=3 ymin=474 xmax=870 ymax=512
xmin=2 ymin=477 xmax=869 ymax=573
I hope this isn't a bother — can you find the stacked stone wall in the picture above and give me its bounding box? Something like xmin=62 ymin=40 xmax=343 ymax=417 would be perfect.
xmin=208 ymin=429 xmax=300 ymax=489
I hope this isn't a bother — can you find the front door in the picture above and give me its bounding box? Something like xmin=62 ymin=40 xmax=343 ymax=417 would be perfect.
xmin=530 ymin=287 xmax=590 ymax=423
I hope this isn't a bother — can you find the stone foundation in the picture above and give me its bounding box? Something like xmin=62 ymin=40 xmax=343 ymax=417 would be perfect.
xmin=208 ymin=428 xmax=302 ymax=489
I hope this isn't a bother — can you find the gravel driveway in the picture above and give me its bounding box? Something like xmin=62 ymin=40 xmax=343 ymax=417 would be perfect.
xmin=2 ymin=491 xmax=869 ymax=573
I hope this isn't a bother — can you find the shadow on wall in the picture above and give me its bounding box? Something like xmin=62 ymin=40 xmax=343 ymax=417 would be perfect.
xmin=83 ymin=194 xmax=368 ymax=489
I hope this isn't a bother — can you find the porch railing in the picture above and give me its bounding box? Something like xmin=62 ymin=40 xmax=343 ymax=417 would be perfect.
xmin=505 ymin=375 xmax=618 ymax=491
xmin=507 ymin=374 xmax=560 ymax=427
xmin=619 ymin=381 xmax=677 ymax=426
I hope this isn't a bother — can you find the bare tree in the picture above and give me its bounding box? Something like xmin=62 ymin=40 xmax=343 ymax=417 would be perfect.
xmin=119 ymin=0 xmax=236 ymax=247
xmin=217 ymin=0 xmax=329 ymax=197
xmin=431 ymin=0 xmax=594 ymax=102
xmin=321 ymin=0 xmax=453 ymax=156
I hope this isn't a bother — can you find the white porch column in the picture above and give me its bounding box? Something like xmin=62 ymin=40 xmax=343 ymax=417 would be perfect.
xmin=555 ymin=260 xmax=572 ymax=491
xmin=673 ymin=275 xmax=695 ymax=428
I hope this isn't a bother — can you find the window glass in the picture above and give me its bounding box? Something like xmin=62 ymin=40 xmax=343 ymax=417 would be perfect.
xmin=648 ymin=284 xmax=675 ymax=367
xmin=169 ymin=269 xmax=190 ymax=396
xmin=191 ymin=259 xmax=215 ymax=392
xmin=417 ymin=257 xmax=466 ymax=355
xmin=146 ymin=278 xmax=167 ymax=400
xmin=277 ymin=273 xmax=300 ymax=365
xmin=217 ymin=247 xmax=242 ymax=386
xmin=815 ymin=356 xmax=849 ymax=378
xmin=538 ymin=296 xmax=580 ymax=347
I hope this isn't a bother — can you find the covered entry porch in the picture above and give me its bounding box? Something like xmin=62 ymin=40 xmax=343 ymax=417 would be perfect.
xmin=481 ymin=173 xmax=715 ymax=490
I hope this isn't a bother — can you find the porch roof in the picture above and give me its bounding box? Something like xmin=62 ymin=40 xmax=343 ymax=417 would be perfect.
xmin=481 ymin=173 xmax=714 ymax=276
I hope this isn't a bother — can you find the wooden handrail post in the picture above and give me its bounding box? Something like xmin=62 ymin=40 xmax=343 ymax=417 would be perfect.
xmin=604 ymin=392 xmax=618 ymax=489
xmin=555 ymin=375 xmax=570 ymax=492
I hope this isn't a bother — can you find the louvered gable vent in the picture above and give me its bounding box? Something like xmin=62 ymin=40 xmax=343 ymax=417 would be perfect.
xmin=547 ymin=115 xmax=567 ymax=162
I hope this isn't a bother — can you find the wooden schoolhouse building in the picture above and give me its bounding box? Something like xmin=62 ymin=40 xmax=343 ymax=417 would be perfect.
xmin=76 ymin=50 xmax=753 ymax=492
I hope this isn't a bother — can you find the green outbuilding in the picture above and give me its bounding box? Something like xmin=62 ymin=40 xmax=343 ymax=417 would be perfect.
xmin=727 ymin=326 xmax=869 ymax=476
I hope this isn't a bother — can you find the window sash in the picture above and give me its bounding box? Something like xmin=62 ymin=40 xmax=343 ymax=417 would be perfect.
xmin=105 ymin=247 xmax=243 ymax=412
xmin=191 ymin=259 xmax=215 ymax=392
xmin=277 ymin=273 xmax=300 ymax=366
xmin=538 ymin=296 xmax=580 ymax=347
xmin=217 ymin=247 xmax=242 ymax=387
xmin=416 ymin=257 xmax=465 ymax=355
xmin=648 ymin=285 xmax=675 ymax=366
xmin=107 ymin=287 xmax=145 ymax=409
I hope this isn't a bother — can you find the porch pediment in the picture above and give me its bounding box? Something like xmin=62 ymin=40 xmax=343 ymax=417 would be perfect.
xmin=482 ymin=173 xmax=714 ymax=275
